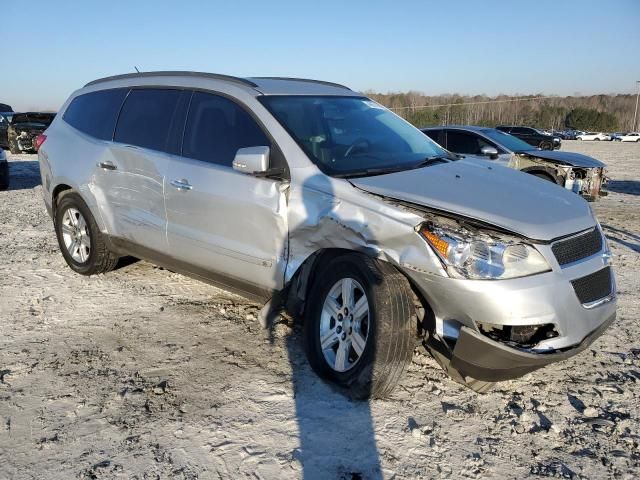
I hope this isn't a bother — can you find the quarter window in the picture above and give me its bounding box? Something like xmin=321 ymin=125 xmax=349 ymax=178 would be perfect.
xmin=182 ymin=92 xmax=269 ymax=167
xmin=114 ymin=89 xmax=182 ymax=152
xmin=63 ymin=89 xmax=128 ymax=140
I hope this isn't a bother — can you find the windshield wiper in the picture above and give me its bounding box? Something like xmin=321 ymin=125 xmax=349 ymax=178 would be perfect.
xmin=411 ymin=154 xmax=456 ymax=169
xmin=334 ymin=166 xmax=408 ymax=179
xmin=335 ymin=154 xmax=455 ymax=179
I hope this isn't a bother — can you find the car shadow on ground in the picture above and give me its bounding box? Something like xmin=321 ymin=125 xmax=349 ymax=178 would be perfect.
xmin=604 ymin=180 xmax=640 ymax=196
xmin=270 ymin=173 xmax=384 ymax=479
xmin=601 ymin=224 xmax=640 ymax=254
xmin=6 ymin=160 xmax=41 ymax=190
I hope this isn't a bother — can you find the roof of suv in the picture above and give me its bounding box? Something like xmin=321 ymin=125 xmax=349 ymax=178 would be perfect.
xmin=84 ymin=71 xmax=357 ymax=96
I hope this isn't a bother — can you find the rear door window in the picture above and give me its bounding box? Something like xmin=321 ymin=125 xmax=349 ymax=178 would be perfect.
xmin=114 ymin=89 xmax=183 ymax=152
xmin=63 ymin=89 xmax=129 ymax=140
xmin=182 ymin=91 xmax=270 ymax=167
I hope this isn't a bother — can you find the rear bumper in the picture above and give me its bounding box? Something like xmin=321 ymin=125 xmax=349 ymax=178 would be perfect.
xmin=449 ymin=311 xmax=615 ymax=381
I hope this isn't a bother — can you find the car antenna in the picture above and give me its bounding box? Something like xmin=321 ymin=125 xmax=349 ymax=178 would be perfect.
xmin=134 ymin=66 xmax=141 ymax=73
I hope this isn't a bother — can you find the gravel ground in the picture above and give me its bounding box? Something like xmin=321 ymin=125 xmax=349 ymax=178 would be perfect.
xmin=0 ymin=141 xmax=638 ymax=479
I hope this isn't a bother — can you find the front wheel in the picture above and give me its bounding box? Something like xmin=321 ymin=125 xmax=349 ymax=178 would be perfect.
xmin=55 ymin=191 xmax=119 ymax=275
xmin=304 ymin=254 xmax=415 ymax=399
xmin=539 ymin=141 xmax=552 ymax=150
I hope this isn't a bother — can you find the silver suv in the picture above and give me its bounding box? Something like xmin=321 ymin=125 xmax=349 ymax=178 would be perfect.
xmin=38 ymin=72 xmax=616 ymax=398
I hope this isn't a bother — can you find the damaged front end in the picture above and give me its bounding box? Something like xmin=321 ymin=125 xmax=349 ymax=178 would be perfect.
xmin=15 ymin=130 xmax=38 ymax=152
xmin=8 ymin=113 xmax=55 ymax=153
xmin=514 ymin=152 xmax=608 ymax=201
xmin=558 ymin=165 xmax=607 ymax=201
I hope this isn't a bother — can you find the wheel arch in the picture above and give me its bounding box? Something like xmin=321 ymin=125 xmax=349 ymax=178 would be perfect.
xmin=284 ymin=247 xmax=427 ymax=334
xmin=50 ymin=181 xmax=108 ymax=233
xmin=520 ymin=166 xmax=563 ymax=185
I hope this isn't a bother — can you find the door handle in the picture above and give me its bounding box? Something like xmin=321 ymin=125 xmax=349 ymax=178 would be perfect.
xmin=170 ymin=179 xmax=193 ymax=191
xmin=97 ymin=161 xmax=117 ymax=170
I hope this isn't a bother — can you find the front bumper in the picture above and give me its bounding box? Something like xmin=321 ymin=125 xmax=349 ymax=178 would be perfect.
xmin=405 ymin=240 xmax=616 ymax=382
xmin=449 ymin=312 xmax=615 ymax=381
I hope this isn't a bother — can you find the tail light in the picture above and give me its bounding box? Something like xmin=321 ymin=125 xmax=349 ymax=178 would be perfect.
xmin=34 ymin=134 xmax=47 ymax=151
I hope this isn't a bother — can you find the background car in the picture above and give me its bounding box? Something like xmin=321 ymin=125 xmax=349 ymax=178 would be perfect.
xmin=0 ymin=112 xmax=15 ymax=149
xmin=7 ymin=112 xmax=55 ymax=154
xmin=422 ymin=125 xmax=607 ymax=200
xmin=577 ymin=132 xmax=610 ymax=141
xmin=496 ymin=125 xmax=561 ymax=150
xmin=0 ymin=148 xmax=8 ymax=190
xmin=616 ymin=132 xmax=640 ymax=142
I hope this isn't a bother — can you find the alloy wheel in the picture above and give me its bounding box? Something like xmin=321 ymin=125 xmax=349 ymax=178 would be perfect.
xmin=61 ymin=208 xmax=91 ymax=263
xmin=319 ymin=277 xmax=370 ymax=372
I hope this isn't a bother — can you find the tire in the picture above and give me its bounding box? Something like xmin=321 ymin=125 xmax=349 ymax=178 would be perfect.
xmin=539 ymin=141 xmax=552 ymax=150
xmin=55 ymin=191 xmax=119 ymax=275
xmin=594 ymin=138 xmax=600 ymax=141
xmin=577 ymin=137 xmax=582 ymax=141
xmin=303 ymin=253 xmax=415 ymax=399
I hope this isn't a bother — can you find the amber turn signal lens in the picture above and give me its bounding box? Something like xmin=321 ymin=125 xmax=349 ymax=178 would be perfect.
xmin=421 ymin=228 xmax=449 ymax=257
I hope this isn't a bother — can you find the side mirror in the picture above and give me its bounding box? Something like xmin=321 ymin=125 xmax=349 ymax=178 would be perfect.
xmin=232 ymin=146 xmax=270 ymax=175
xmin=480 ymin=146 xmax=499 ymax=159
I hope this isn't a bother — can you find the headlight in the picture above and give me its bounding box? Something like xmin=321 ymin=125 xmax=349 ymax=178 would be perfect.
xmin=419 ymin=220 xmax=550 ymax=280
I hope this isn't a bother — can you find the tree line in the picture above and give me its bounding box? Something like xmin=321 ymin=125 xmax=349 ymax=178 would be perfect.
xmin=365 ymin=91 xmax=637 ymax=132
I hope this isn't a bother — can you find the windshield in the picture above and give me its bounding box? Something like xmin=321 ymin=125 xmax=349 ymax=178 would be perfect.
xmin=260 ymin=96 xmax=448 ymax=176
xmin=481 ymin=128 xmax=537 ymax=152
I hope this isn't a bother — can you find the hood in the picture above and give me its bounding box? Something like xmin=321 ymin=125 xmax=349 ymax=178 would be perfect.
xmin=350 ymin=160 xmax=595 ymax=241
xmin=521 ymin=149 xmax=605 ymax=168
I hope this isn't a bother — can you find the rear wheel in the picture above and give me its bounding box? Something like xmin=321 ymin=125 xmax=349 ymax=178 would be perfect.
xmin=55 ymin=191 xmax=119 ymax=275
xmin=595 ymin=137 xmax=600 ymax=141
xmin=304 ymin=254 xmax=415 ymax=399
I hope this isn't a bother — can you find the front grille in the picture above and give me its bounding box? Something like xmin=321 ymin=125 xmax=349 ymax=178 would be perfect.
xmin=571 ymin=267 xmax=612 ymax=304
xmin=552 ymin=228 xmax=603 ymax=266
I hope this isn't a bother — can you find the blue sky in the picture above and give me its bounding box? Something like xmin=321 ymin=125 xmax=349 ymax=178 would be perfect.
xmin=3 ymin=0 xmax=639 ymax=111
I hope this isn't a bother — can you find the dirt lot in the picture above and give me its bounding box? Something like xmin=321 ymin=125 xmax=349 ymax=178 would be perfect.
xmin=0 ymin=141 xmax=638 ymax=479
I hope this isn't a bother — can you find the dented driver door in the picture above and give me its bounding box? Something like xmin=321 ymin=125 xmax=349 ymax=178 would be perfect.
xmin=164 ymin=91 xmax=288 ymax=295
xmin=164 ymin=158 xmax=288 ymax=295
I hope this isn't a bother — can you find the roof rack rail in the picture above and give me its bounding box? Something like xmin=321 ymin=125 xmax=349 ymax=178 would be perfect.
xmin=84 ymin=71 xmax=259 ymax=88
xmin=250 ymin=77 xmax=352 ymax=91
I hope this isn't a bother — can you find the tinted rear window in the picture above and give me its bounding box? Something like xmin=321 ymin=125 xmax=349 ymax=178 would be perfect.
xmin=114 ymin=89 xmax=182 ymax=151
xmin=63 ymin=89 xmax=128 ymax=140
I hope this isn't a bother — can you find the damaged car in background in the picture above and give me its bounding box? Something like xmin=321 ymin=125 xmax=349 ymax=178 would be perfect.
xmin=423 ymin=126 xmax=608 ymax=200
xmin=8 ymin=112 xmax=55 ymax=154
xmin=38 ymin=72 xmax=616 ymax=398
